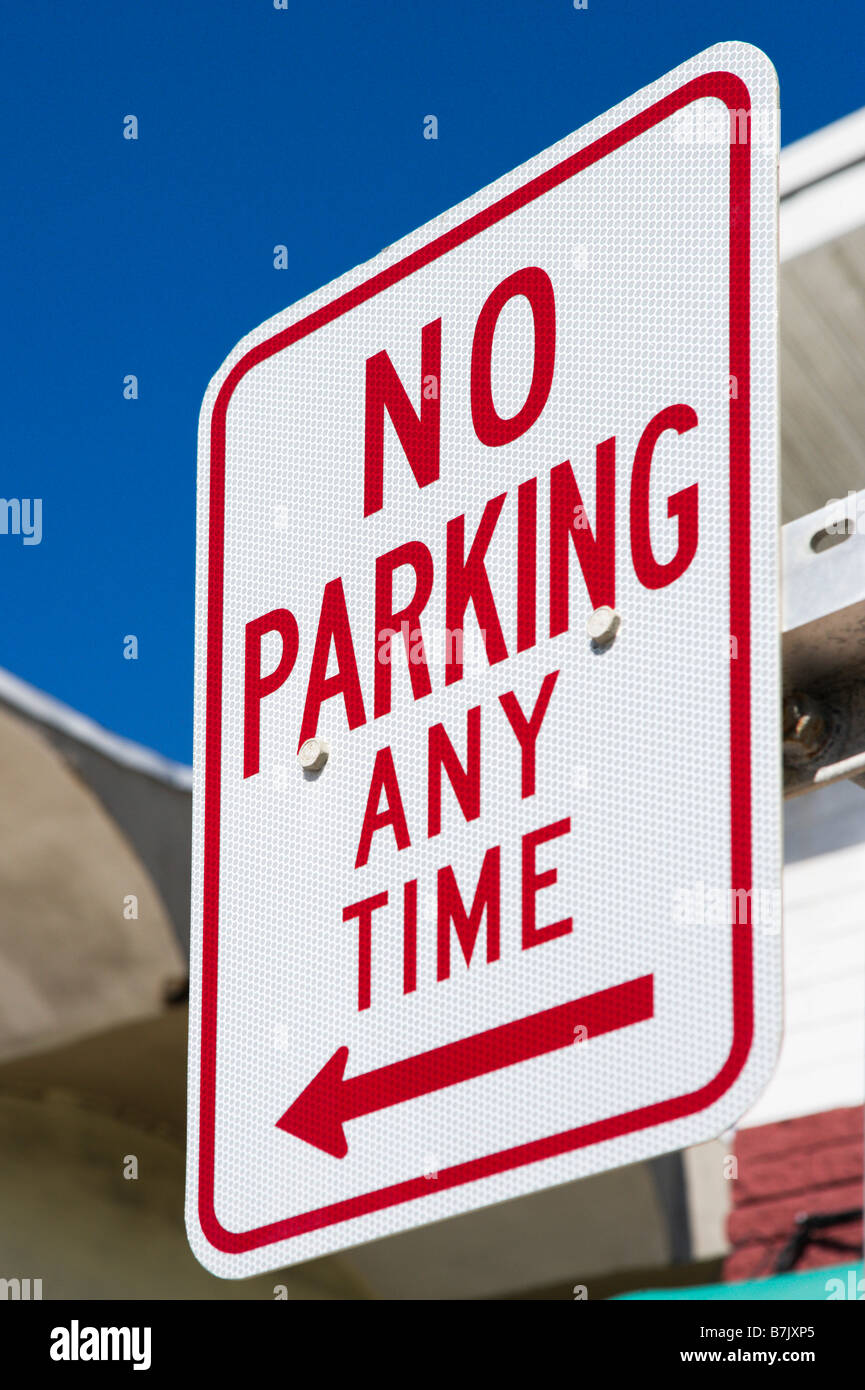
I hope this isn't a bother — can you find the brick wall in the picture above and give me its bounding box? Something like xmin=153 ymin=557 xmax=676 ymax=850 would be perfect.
xmin=724 ymin=1106 xmax=863 ymax=1283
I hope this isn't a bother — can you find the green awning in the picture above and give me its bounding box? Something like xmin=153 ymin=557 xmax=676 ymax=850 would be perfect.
xmin=616 ymin=1263 xmax=863 ymax=1301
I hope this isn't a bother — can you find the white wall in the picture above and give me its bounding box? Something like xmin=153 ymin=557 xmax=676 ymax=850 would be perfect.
xmin=740 ymin=780 xmax=865 ymax=1127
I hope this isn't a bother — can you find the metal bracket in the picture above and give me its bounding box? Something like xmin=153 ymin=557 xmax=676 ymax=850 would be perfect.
xmin=782 ymin=490 xmax=865 ymax=797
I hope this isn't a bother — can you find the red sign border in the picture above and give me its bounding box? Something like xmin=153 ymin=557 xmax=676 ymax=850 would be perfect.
xmin=198 ymin=69 xmax=755 ymax=1255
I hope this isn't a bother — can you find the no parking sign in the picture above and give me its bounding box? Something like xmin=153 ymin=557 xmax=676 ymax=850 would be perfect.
xmin=187 ymin=42 xmax=781 ymax=1276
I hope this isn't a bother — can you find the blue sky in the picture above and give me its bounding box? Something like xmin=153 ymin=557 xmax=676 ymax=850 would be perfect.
xmin=2 ymin=0 xmax=861 ymax=762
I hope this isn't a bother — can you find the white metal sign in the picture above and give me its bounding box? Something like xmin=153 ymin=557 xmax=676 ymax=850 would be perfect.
xmin=188 ymin=42 xmax=780 ymax=1276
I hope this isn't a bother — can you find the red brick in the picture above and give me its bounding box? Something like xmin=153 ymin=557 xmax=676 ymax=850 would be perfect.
xmin=727 ymin=1181 xmax=863 ymax=1244
xmin=734 ymin=1107 xmax=864 ymax=1163
xmin=733 ymin=1137 xmax=864 ymax=1204
xmin=724 ymin=1244 xmax=776 ymax=1283
xmin=724 ymin=1108 xmax=864 ymax=1285
xmin=792 ymin=1238 xmax=864 ymax=1273
xmin=724 ymin=1237 xmax=863 ymax=1284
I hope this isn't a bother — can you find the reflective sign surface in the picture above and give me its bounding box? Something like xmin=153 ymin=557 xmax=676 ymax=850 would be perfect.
xmin=188 ymin=42 xmax=781 ymax=1276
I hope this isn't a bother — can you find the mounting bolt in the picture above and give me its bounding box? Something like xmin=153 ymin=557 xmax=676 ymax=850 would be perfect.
xmin=782 ymin=691 xmax=829 ymax=764
xmin=298 ymin=737 xmax=329 ymax=772
xmin=586 ymin=606 xmax=621 ymax=647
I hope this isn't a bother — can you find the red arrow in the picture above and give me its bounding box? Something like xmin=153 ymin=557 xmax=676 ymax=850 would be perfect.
xmin=276 ymin=973 xmax=653 ymax=1158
